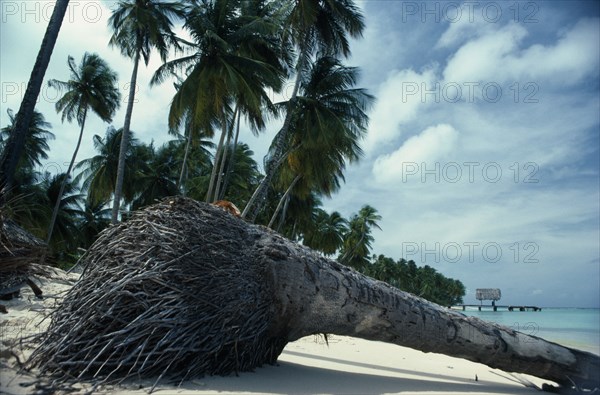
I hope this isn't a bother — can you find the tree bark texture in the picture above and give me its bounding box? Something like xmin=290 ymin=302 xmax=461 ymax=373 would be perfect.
xmin=29 ymin=198 xmax=599 ymax=391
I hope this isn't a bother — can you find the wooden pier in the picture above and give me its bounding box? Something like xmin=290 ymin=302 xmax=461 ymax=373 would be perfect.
xmin=451 ymin=304 xmax=542 ymax=312
xmin=451 ymin=288 xmax=541 ymax=312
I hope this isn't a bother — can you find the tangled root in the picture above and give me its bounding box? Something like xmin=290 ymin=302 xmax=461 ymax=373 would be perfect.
xmin=27 ymin=197 xmax=287 ymax=386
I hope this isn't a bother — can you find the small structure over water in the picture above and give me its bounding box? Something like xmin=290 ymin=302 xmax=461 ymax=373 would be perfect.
xmin=476 ymin=288 xmax=501 ymax=304
xmin=452 ymin=288 xmax=541 ymax=312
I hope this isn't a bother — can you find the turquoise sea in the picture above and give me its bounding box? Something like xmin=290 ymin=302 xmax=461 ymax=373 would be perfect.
xmin=460 ymin=308 xmax=600 ymax=355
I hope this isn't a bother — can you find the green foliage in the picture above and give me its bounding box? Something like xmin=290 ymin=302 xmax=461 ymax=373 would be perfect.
xmin=129 ymin=141 xmax=180 ymax=210
xmin=42 ymin=173 xmax=84 ymax=252
xmin=0 ymin=109 xmax=55 ymax=170
xmin=75 ymin=126 xmax=142 ymax=205
xmin=339 ymin=204 xmax=381 ymax=270
xmin=49 ymin=53 xmax=121 ymax=125
xmin=108 ymin=0 xmax=186 ymax=65
xmin=303 ymin=209 xmax=348 ymax=255
xmin=152 ymin=0 xmax=285 ymax=133
xmin=217 ymin=142 xmax=261 ymax=206
xmin=365 ymin=255 xmax=466 ymax=307
xmin=275 ymin=55 xmax=374 ymax=200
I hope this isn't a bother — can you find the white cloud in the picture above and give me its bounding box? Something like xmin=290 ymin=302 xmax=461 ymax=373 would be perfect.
xmin=435 ymin=11 xmax=496 ymax=49
xmin=442 ymin=22 xmax=528 ymax=83
xmin=443 ymin=18 xmax=600 ymax=86
xmin=363 ymin=68 xmax=436 ymax=154
xmin=372 ymin=123 xmax=459 ymax=183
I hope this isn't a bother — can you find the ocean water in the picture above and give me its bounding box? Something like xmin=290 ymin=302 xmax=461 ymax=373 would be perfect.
xmin=459 ymin=308 xmax=600 ymax=355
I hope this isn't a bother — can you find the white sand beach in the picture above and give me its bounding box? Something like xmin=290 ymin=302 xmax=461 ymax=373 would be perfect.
xmin=1 ymin=271 xmax=547 ymax=395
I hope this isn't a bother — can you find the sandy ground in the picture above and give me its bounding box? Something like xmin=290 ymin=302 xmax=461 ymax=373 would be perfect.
xmin=0 ymin=270 xmax=547 ymax=395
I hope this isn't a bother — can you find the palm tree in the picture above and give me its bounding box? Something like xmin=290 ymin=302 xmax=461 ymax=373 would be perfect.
xmin=108 ymin=0 xmax=186 ymax=224
xmin=1 ymin=109 xmax=54 ymax=237
xmin=171 ymin=109 xmax=203 ymax=193
xmin=1 ymin=109 xmax=54 ymax=170
xmin=45 ymin=53 xmax=120 ymax=253
xmin=215 ymin=0 xmax=292 ymax=201
xmin=242 ymin=0 xmax=366 ymax=220
xmin=151 ymin=0 xmax=285 ymax=203
xmin=0 ymin=0 xmax=69 ymax=199
xmin=339 ymin=205 xmax=382 ymax=270
xmin=268 ymin=56 xmax=373 ymax=226
xmin=130 ymin=141 xmax=180 ymax=210
xmin=75 ymin=126 xmax=141 ymax=207
xmin=42 ymin=172 xmax=84 ymax=254
xmin=78 ymin=199 xmax=111 ymax=250
xmin=2 ymin=170 xmax=50 ymax=238
xmin=174 ymin=129 xmax=214 ymax=195
xmin=214 ymin=142 xmax=261 ymax=206
xmin=303 ymin=209 xmax=348 ymax=256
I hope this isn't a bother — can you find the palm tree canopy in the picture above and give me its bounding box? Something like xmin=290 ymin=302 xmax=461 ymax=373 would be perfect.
xmin=108 ymin=0 xmax=186 ymax=64
xmin=285 ymin=0 xmax=365 ymax=59
xmin=75 ymin=126 xmax=143 ymax=205
xmin=2 ymin=170 xmax=50 ymax=238
xmin=152 ymin=0 xmax=285 ymax=132
xmin=340 ymin=204 xmax=381 ymax=269
xmin=48 ymin=53 xmax=121 ymax=126
xmin=0 ymin=109 xmax=54 ymax=169
xmin=130 ymin=141 xmax=180 ymax=210
xmin=277 ymin=55 xmax=374 ymax=197
xmin=218 ymin=142 xmax=261 ymax=204
xmin=303 ymin=209 xmax=348 ymax=255
xmin=77 ymin=199 xmax=111 ymax=249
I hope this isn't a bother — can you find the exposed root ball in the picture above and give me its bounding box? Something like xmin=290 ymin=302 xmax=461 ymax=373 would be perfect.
xmin=28 ymin=197 xmax=287 ymax=384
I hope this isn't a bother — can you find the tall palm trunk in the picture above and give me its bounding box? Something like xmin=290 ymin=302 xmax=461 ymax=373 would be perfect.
xmin=207 ymin=106 xmax=238 ymax=202
xmin=177 ymin=128 xmax=193 ymax=195
xmin=0 ymin=0 xmax=69 ymax=200
xmin=111 ymin=43 xmax=141 ymax=224
xmin=205 ymin=113 xmax=229 ymax=203
xmin=213 ymin=128 xmax=231 ymax=201
xmin=219 ymin=109 xmax=241 ymax=200
xmin=242 ymin=45 xmax=308 ymax=220
xmin=268 ymin=174 xmax=301 ymax=228
xmin=45 ymin=107 xmax=88 ymax=252
xmin=340 ymin=229 xmax=367 ymax=266
xmin=276 ymin=194 xmax=290 ymax=233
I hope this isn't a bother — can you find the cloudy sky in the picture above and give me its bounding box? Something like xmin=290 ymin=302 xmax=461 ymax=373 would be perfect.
xmin=1 ymin=1 xmax=598 ymax=307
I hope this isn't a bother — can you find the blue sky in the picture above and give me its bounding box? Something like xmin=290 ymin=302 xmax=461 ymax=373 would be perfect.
xmin=1 ymin=1 xmax=599 ymax=307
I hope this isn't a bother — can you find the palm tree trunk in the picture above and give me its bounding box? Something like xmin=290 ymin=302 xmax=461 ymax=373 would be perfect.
xmin=213 ymin=122 xmax=232 ymax=202
xmin=206 ymin=114 xmax=229 ymax=203
xmin=255 ymin=218 xmax=599 ymax=390
xmin=241 ymin=142 xmax=301 ymax=222
xmin=44 ymin=107 xmax=87 ymax=255
xmin=242 ymin=45 xmax=308 ymax=221
xmin=218 ymin=109 xmax=241 ymax=201
xmin=276 ymin=194 xmax=290 ymax=233
xmin=111 ymin=45 xmax=141 ymax=224
xmin=268 ymin=174 xmax=301 ymax=229
xmin=0 ymin=0 xmax=69 ymax=201
xmin=177 ymin=128 xmax=192 ymax=195
xmin=340 ymin=232 xmax=366 ymax=265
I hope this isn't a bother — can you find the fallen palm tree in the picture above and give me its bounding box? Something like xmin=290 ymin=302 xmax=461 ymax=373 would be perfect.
xmin=27 ymin=197 xmax=599 ymax=391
